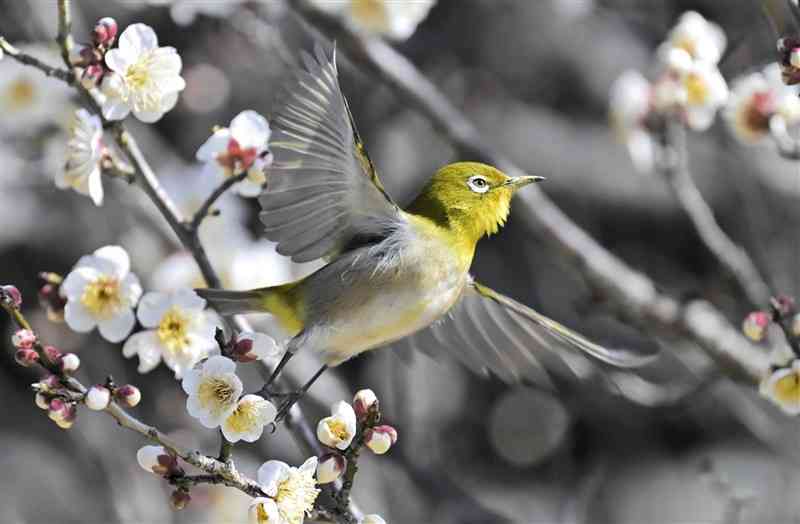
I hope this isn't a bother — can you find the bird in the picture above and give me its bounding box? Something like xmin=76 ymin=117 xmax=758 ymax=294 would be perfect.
xmin=197 ymin=46 xmax=655 ymax=419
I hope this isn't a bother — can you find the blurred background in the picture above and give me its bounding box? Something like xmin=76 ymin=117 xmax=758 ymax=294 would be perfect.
xmin=3 ymin=0 xmax=800 ymax=522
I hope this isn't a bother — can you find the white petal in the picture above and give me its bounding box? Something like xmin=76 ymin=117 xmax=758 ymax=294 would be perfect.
xmin=230 ymin=110 xmax=270 ymax=149
xmin=257 ymin=460 xmax=290 ymax=496
xmin=362 ymin=514 xmax=387 ymax=524
xmin=97 ymin=309 xmax=136 ymax=343
xmin=94 ymin=245 xmax=131 ymax=276
xmin=74 ymin=254 xmax=116 ymax=275
xmin=119 ymin=23 xmax=159 ymax=56
xmin=64 ymin=301 xmax=97 ymax=332
xmin=332 ymin=400 xmax=357 ymax=431
xmin=61 ymin=267 xmax=98 ymax=299
xmin=87 ymin=167 xmax=104 ymax=206
xmin=299 ymin=456 xmax=318 ymax=474
xmin=202 ymin=355 xmax=236 ymax=375
xmin=181 ymin=368 xmax=202 ymax=395
xmin=250 ymin=333 xmax=281 ymax=360
xmin=172 ymin=288 xmax=206 ymax=311
xmin=104 ymin=48 xmax=131 ymax=74
xmin=248 ymin=498 xmax=280 ymax=524
xmin=121 ymin=272 xmax=143 ymax=306
xmin=133 ymin=107 xmax=166 ymax=123
xmin=122 ymin=330 xmax=163 ymax=373
xmin=236 ymin=179 xmax=264 ymax=197
xmin=137 ymin=291 xmax=170 ymax=328
xmin=196 ymin=128 xmax=231 ymax=162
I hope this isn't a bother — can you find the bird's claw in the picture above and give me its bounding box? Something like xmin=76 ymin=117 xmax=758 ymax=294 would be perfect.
xmin=274 ymin=392 xmax=303 ymax=424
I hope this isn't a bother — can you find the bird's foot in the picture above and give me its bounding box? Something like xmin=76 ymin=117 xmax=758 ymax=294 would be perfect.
xmin=274 ymin=391 xmax=303 ymax=424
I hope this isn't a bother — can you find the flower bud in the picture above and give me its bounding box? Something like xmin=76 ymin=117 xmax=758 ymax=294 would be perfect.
xmin=364 ymin=425 xmax=397 ymax=455
xmin=742 ymin=311 xmax=769 ymax=342
xmin=86 ymin=385 xmax=111 ymax=411
xmin=353 ymin=389 xmax=378 ymax=420
xmin=2 ymin=285 xmax=22 ymax=308
xmin=170 ymin=489 xmax=191 ymax=511
xmin=15 ymin=348 xmax=39 ymax=367
xmin=316 ymin=453 xmax=346 ymax=484
xmin=43 ymin=345 xmax=62 ymax=364
xmin=92 ymin=17 xmax=118 ymax=46
xmin=773 ymin=295 xmax=796 ymax=317
xmin=81 ymin=64 xmax=105 ymax=89
xmin=362 ymin=515 xmax=387 ymax=524
xmin=38 ymin=273 xmax=66 ymax=323
xmin=116 ymin=384 xmax=141 ymax=407
xmin=230 ymin=332 xmax=280 ymax=362
xmin=60 ymin=353 xmax=80 ymax=373
xmin=12 ymin=329 xmax=36 ymax=349
xmin=778 ymin=37 xmax=800 ymax=85
xmin=35 ymin=392 xmax=50 ymax=410
xmin=137 ymin=445 xmax=167 ymax=473
xmin=48 ymin=399 xmax=76 ymax=429
xmin=39 ymin=374 xmax=62 ymax=392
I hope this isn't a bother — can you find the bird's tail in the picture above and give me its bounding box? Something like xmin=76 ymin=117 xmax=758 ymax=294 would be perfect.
xmin=195 ymin=288 xmax=267 ymax=316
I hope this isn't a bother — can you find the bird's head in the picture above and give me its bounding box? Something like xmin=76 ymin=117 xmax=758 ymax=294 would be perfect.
xmin=409 ymin=162 xmax=544 ymax=243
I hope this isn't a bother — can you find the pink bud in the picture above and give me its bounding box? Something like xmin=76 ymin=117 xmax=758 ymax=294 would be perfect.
xmin=316 ymin=453 xmax=347 ymax=484
xmin=43 ymin=345 xmax=62 ymax=364
xmin=14 ymin=348 xmax=39 ymax=367
xmin=773 ymin=296 xmax=796 ymax=317
xmin=11 ymin=329 xmax=36 ymax=349
xmin=92 ymin=17 xmax=118 ymax=46
xmin=364 ymin=425 xmax=397 ymax=455
xmin=116 ymin=385 xmax=141 ymax=407
xmin=35 ymin=392 xmax=50 ymax=410
xmin=85 ymin=385 xmax=111 ymax=411
xmin=2 ymin=285 xmax=22 ymax=308
xmin=81 ymin=64 xmax=105 ymax=89
xmin=353 ymin=389 xmax=378 ymax=420
xmin=48 ymin=399 xmax=76 ymax=428
xmin=40 ymin=374 xmax=62 ymax=392
xmin=743 ymin=311 xmax=769 ymax=342
xmin=60 ymin=353 xmax=80 ymax=373
xmin=170 ymin=490 xmax=191 ymax=511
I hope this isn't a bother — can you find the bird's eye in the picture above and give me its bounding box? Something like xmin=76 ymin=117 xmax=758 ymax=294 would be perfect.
xmin=467 ymin=175 xmax=490 ymax=194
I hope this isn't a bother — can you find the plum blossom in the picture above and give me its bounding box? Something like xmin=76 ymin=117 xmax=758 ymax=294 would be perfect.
xmin=364 ymin=425 xmax=397 ymax=455
xmin=659 ymin=11 xmax=726 ymax=65
xmin=316 ymin=453 xmax=346 ymax=484
xmin=181 ymin=356 xmax=243 ymax=428
xmin=228 ymin=331 xmax=281 ymax=363
xmin=760 ymin=360 xmax=800 ymax=415
xmin=56 ymin=109 xmax=105 ymax=206
xmin=609 ymin=70 xmax=656 ymax=173
xmin=308 ymin=0 xmax=436 ymax=40
xmin=317 ymin=401 xmax=357 ymax=450
xmin=99 ymin=23 xmax=185 ymax=122
xmin=668 ymin=51 xmax=729 ymax=131
xmin=221 ymin=394 xmax=277 ymax=443
xmin=257 ymin=457 xmax=320 ymax=524
xmin=122 ymin=289 xmax=216 ymax=378
xmin=196 ymin=110 xmax=273 ymax=197
xmin=249 ymin=497 xmax=281 ymax=524
xmin=61 ymin=246 xmax=142 ymax=342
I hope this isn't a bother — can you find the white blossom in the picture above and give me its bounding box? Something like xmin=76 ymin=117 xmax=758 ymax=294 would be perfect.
xmin=257 ymin=457 xmax=320 ymax=524
xmin=221 ymin=394 xmax=277 ymax=443
xmin=609 ymin=70 xmax=656 ymax=173
xmin=181 ymin=355 xmax=243 ymax=428
xmin=196 ymin=110 xmax=272 ymax=197
xmin=659 ymin=11 xmax=726 ymax=65
xmin=85 ymin=385 xmax=111 ymax=411
xmin=99 ymin=23 xmax=185 ymax=122
xmin=760 ymin=360 xmax=800 ymax=415
xmin=316 ymin=453 xmax=345 ymax=484
xmin=61 ymin=245 xmax=142 ymax=342
xmin=316 ymin=401 xmax=357 ymax=450
xmin=56 ymin=109 xmax=105 ymax=206
xmin=725 ymin=63 xmax=800 ymax=143
xmin=249 ymin=497 xmax=281 ymax=524
xmin=123 ymin=289 xmax=216 ymax=378
xmin=308 ymin=0 xmax=436 ymax=40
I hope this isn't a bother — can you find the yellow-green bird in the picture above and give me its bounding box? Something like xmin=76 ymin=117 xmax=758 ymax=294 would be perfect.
xmin=198 ymin=47 xmax=653 ymax=414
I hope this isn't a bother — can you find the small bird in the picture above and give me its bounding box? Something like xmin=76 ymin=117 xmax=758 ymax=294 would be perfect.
xmin=198 ymin=46 xmax=653 ymax=416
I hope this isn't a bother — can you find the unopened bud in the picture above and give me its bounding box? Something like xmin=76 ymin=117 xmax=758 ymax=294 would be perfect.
xmin=38 ymin=273 xmax=66 ymax=323
xmin=230 ymin=332 xmax=279 ymax=362
xmin=137 ymin=445 xmax=167 ymax=473
xmin=43 ymin=345 xmax=62 ymax=364
xmin=364 ymin=425 xmax=397 ymax=455
xmin=170 ymin=489 xmax=191 ymax=511
xmin=92 ymin=17 xmax=118 ymax=46
xmin=86 ymin=385 xmax=111 ymax=411
xmin=12 ymin=329 xmax=36 ymax=349
xmin=353 ymin=389 xmax=378 ymax=420
xmin=60 ymin=353 xmax=80 ymax=373
xmin=2 ymin=285 xmax=22 ymax=308
xmin=48 ymin=399 xmax=76 ymax=429
xmin=316 ymin=453 xmax=347 ymax=484
xmin=116 ymin=384 xmax=141 ymax=407
xmin=14 ymin=348 xmax=39 ymax=367
xmin=743 ymin=311 xmax=769 ymax=342
xmin=40 ymin=374 xmax=62 ymax=392
xmin=35 ymin=392 xmax=50 ymax=410
xmin=81 ymin=64 xmax=105 ymax=89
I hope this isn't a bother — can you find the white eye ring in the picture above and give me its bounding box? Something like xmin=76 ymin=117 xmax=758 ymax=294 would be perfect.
xmin=467 ymin=175 xmax=490 ymax=194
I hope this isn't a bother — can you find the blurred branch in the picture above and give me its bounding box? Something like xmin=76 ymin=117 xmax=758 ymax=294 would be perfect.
xmin=0 ymin=37 xmax=74 ymax=83
xmin=656 ymin=122 xmax=772 ymax=309
xmin=285 ymin=0 xmax=768 ymax=383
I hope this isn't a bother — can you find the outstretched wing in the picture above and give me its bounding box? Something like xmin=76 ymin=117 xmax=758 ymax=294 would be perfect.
xmin=261 ymin=45 xmax=403 ymax=263
xmin=391 ymin=279 xmax=658 ymax=387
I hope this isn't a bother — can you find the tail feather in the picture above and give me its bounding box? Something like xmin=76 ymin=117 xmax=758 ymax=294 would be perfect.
xmin=195 ymin=288 xmax=266 ymax=316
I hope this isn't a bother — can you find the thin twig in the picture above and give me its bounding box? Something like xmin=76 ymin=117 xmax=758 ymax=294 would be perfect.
xmin=189 ymin=172 xmax=248 ymax=232
xmin=0 ymin=37 xmax=74 ymax=83
xmin=56 ymin=0 xmax=74 ymax=67
xmin=286 ymin=0 xmax=769 ymax=384
xmin=656 ymin=122 xmax=772 ymax=309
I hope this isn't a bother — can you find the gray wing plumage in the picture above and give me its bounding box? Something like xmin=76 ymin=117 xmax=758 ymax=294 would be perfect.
xmin=261 ymin=45 xmax=404 ymax=263
xmin=392 ymin=280 xmax=658 ymax=388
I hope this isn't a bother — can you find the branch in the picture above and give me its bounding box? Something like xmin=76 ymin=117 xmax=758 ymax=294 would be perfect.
xmin=189 ymin=171 xmax=248 ymax=232
xmin=656 ymin=122 xmax=772 ymax=309
xmin=286 ymin=0 xmax=769 ymax=383
xmin=0 ymin=37 xmax=74 ymax=83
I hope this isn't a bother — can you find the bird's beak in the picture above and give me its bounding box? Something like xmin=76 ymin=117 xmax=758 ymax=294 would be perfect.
xmin=505 ymin=175 xmax=546 ymax=189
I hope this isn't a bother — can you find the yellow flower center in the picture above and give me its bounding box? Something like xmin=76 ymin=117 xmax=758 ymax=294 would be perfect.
xmin=81 ymin=276 xmax=123 ymax=318
xmin=198 ymin=377 xmax=236 ymax=414
xmin=156 ymin=307 xmax=191 ymax=353
xmin=275 ymin=469 xmax=320 ymax=524
xmin=772 ymin=372 xmax=800 ymax=405
xmin=325 ymin=419 xmax=350 ymax=442
xmin=226 ymin=399 xmax=260 ymax=433
xmin=350 ymin=0 xmax=388 ymax=31
xmin=124 ymin=53 xmax=162 ymax=112
xmin=6 ymin=78 xmax=35 ymax=109
xmin=674 ymin=36 xmax=697 ymax=59
xmin=255 ymin=503 xmax=272 ymax=523
xmin=684 ymin=73 xmax=709 ymax=105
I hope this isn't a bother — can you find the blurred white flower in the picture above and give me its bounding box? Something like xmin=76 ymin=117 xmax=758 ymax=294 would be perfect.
xmin=659 ymin=52 xmax=728 ymax=132
xmin=317 ymin=401 xmax=357 ymax=450
xmin=100 ymin=23 xmax=185 ymax=122
xmin=221 ymin=394 xmax=277 ymax=443
xmin=609 ymin=70 xmax=656 ymax=173
xmin=309 ymin=0 xmax=436 ymax=40
xmin=123 ymin=289 xmax=217 ymax=378
xmin=760 ymin=360 xmax=800 ymax=415
xmin=361 ymin=515 xmax=387 ymax=524
xmin=62 ymin=245 xmax=142 ymax=342
xmin=724 ymin=63 xmax=800 ymax=144
xmin=196 ymin=110 xmax=272 ymax=197
xmin=182 ymin=355 xmax=243 ymax=428
xmin=56 ymin=109 xmax=105 ymax=206
xmin=257 ymin=457 xmax=320 ymax=524
xmin=249 ymin=497 xmax=281 ymax=524
xmin=659 ymin=11 xmax=726 ymax=65
xmin=145 ymin=0 xmax=245 ymax=26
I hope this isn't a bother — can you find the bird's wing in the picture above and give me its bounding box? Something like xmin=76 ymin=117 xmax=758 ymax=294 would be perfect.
xmin=391 ymin=279 xmax=658 ymax=388
xmin=260 ymin=45 xmax=404 ymax=263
